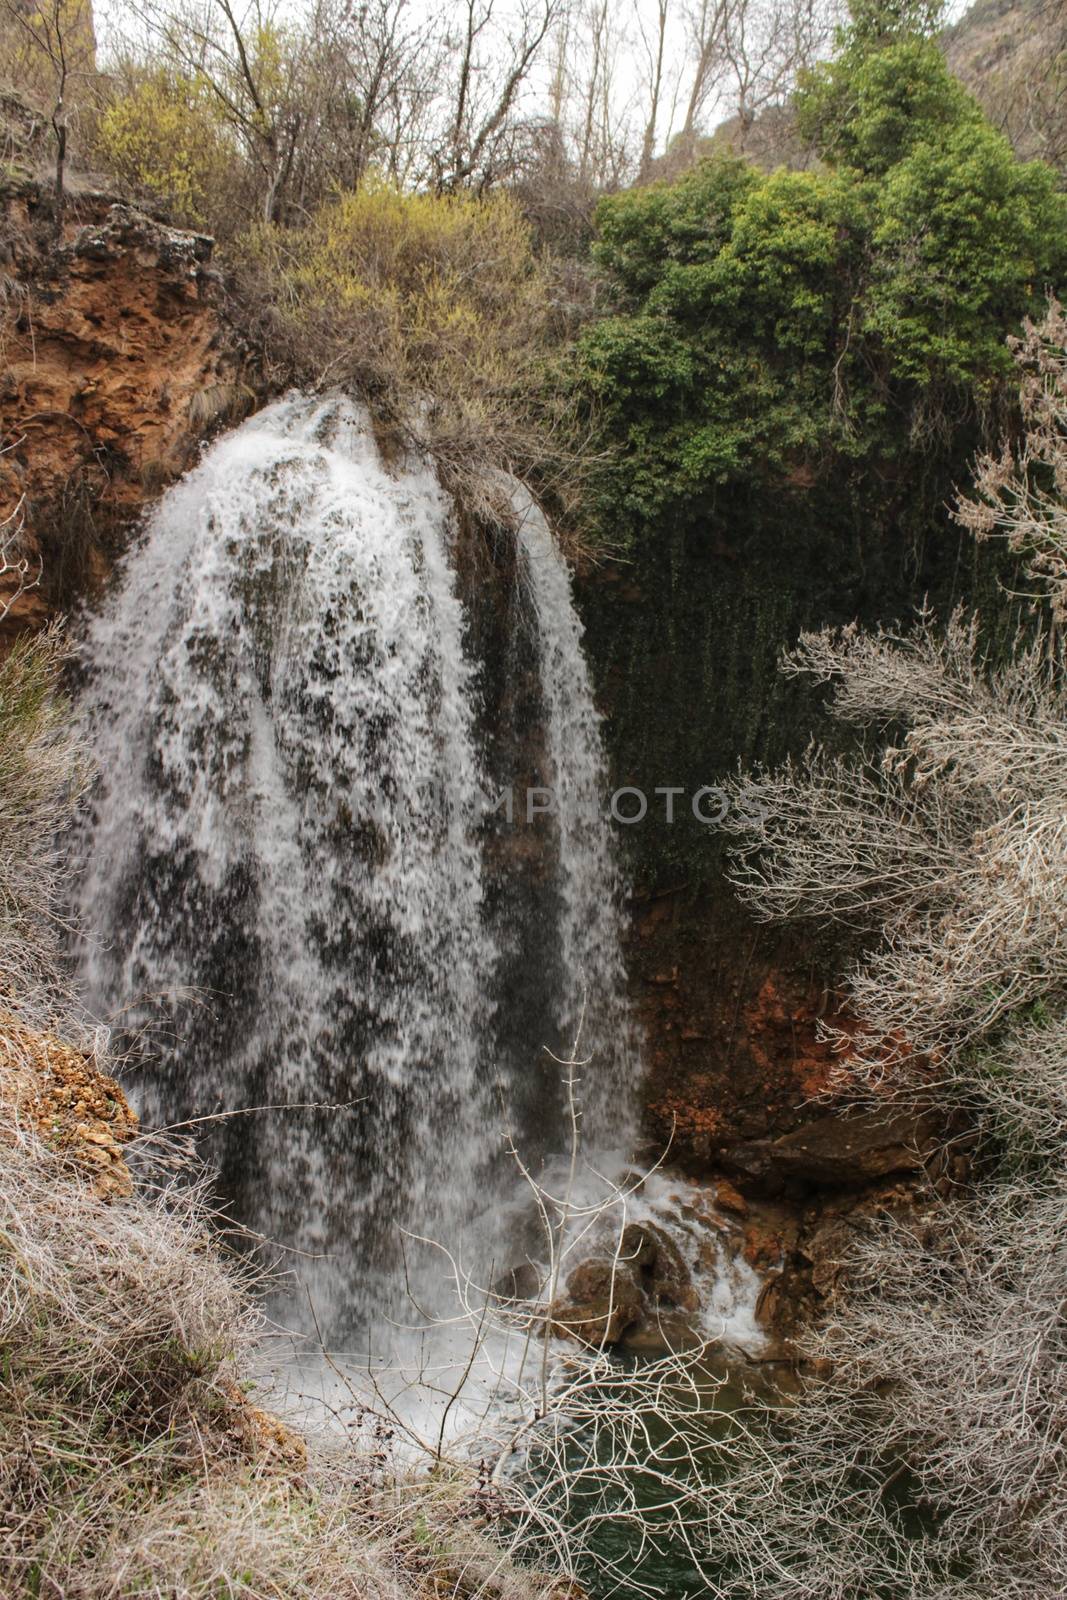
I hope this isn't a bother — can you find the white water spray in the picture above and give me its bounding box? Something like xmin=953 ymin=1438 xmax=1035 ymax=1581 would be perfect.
xmin=74 ymin=396 xmax=641 ymax=1338
xmin=512 ymin=486 xmax=640 ymax=1143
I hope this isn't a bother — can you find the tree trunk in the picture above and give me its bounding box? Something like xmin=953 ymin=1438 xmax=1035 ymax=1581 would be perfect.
xmin=51 ymin=102 xmax=66 ymax=244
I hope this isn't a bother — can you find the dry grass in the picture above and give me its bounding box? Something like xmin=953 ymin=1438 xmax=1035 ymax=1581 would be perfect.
xmin=0 ymin=1025 xmax=570 ymax=1600
xmin=0 ymin=1094 xmax=261 ymax=1595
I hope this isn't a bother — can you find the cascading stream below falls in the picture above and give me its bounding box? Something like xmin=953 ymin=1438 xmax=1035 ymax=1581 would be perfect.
xmin=73 ymin=394 xmax=642 ymax=1342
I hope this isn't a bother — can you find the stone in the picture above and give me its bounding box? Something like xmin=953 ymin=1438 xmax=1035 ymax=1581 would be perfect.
xmin=802 ymin=1218 xmax=858 ymax=1297
xmin=722 ymin=1107 xmax=937 ymax=1192
xmin=619 ymin=1220 xmax=700 ymax=1314
xmin=0 ymin=1009 xmax=137 ymax=1199
xmin=714 ymin=1177 xmax=749 ymax=1216
xmin=551 ymin=1258 xmax=644 ymax=1347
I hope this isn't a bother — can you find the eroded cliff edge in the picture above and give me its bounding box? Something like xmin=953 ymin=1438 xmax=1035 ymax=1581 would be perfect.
xmin=0 ymin=174 xmax=253 ymax=637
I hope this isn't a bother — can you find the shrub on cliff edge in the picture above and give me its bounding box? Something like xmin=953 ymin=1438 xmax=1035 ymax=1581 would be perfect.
xmin=95 ymin=67 xmax=237 ymax=229
xmin=229 ymin=181 xmax=589 ymax=527
xmin=576 ymin=22 xmax=1067 ymax=544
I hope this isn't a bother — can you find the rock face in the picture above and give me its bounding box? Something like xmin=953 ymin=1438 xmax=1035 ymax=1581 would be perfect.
xmin=0 ymin=181 xmax=251 ymax=638
xmin=609 ymin=862 xmax=855 ymax=1174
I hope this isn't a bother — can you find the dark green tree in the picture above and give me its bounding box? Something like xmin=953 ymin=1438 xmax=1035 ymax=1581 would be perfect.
xmin=575 ymin=24 xmax=1066 ymax=541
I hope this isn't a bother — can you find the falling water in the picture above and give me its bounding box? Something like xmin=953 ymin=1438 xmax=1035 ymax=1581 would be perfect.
xmin=512 ymin=486 xmax=640 ymax=1143
xmin=73 ymin=395 xmax=640 ymax=1340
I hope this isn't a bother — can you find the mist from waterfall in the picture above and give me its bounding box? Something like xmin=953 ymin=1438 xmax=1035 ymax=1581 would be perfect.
xmin=73 ymin=394 xmax=640 ymax=1341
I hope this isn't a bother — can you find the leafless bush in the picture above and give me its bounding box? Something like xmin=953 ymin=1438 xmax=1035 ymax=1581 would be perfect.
xmin=720 ymin=608 xmax=1067 ymax=1079
xmin=641 ymin=1160 xmax=1066 ymax=1600
xmin=957 ymin=298 xmax=1067 ymax=622
xmin=955 ymin=1006 xmax=1067 ymax=1153
xmin=702 ymin=305 xmax=1067 ymax=1599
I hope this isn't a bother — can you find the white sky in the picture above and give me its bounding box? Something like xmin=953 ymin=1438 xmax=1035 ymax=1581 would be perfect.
xmin=92 ymin=0 xmax=980 ymax=164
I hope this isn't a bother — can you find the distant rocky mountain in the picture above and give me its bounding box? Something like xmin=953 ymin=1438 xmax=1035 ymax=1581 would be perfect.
xmin=666 ymin=0 xmax=1067 ymax=179
xmin=945 ymin=0 xmax=1067 ymax=169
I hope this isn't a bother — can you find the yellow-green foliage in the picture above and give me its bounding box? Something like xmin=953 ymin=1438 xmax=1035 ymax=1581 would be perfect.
xmin=232 ymin=181 xmax=571 ymax=510
xmin=96 ymin=70 xmax=234 ymax=227
xmin=0 ymin=0 xmax=96 ymax=112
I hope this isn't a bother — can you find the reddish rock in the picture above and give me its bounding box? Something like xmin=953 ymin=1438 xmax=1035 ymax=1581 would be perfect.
xmin=0 ymin=1008 xmax=137 ymax=1198
xmin=629 ymin=882 xmax=856 ymax=1170
xmin=714 ymin=1178 xmax=749 ymax=1216
xmin=551 ymin=1258 xmax=644 ymax=1347
xmin=1 ymin=185 xmax=252 ymax=640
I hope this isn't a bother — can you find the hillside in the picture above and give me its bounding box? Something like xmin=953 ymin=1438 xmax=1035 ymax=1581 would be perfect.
xmin=945 ymin=0 xmax=1067 ymax=168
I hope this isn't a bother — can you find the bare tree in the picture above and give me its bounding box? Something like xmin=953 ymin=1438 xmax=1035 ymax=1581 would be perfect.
xmin=120 ymin=0 xmax=339 ymax=222
xmin=432 ymin=0 xmax=557 ymax=192
xmin=637 ymin=0 xmax=673 ymax=180
xmin=720 ymin=0 xmax=833 ymax=147
xmin=948 ymin=0 xmax=1067 ymax=177
xmin=679 ymin=0 xmax=729 ymax=142
xmin=0 ymin=0 xmax=97 ymax=237
xmin=308 ymin=0 xmax=445 ymax=192
xmin=575 ymin=0 xmax=607 ymax=181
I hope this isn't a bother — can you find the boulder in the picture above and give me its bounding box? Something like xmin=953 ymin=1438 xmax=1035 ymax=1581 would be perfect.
xmin=722 ymin=1107 xmax=937 ymax=1192
xmin=550 ymin=1258 xmax=644 ymax=1347
xmin=713 ymin=1177 xmax=749 ymax=1216
xmin=801 ymin=1217 xmax=858 ymax=1298
xmin=619 ymin=1220 xmax=701 ymax=1314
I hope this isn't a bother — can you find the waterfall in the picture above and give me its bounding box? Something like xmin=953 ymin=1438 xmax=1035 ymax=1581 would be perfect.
xmin=73 ymin=395 xmax=640 ymax=1340
xmin=512 ymin=487 xmax=640 ymax=1143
